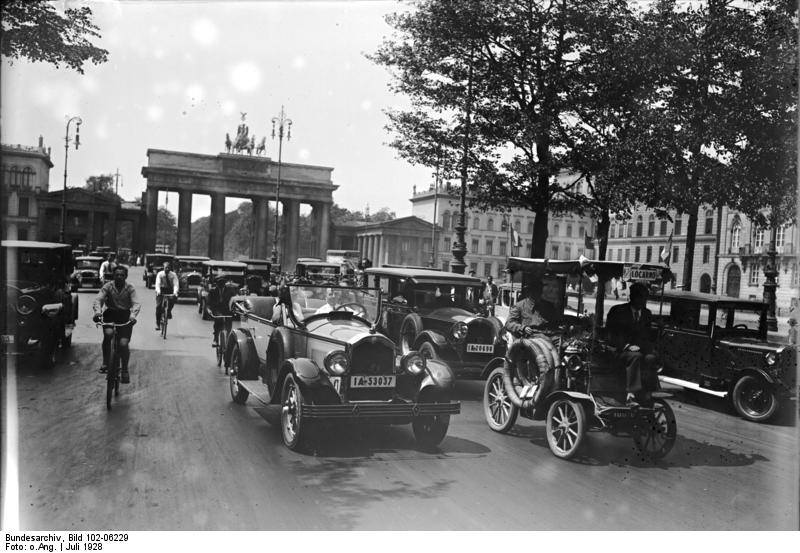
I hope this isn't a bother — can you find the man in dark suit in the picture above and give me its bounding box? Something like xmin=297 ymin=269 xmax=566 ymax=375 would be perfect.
xmin=606 ymin=282 xmax=658 ymax=405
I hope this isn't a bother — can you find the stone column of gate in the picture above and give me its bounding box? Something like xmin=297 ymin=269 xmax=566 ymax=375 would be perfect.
xmin=283 ymin=199 xmax=300 ymax=269
xmin=253 ymin=197 xmax=270 ymax=259
xmin=177 ymin=191 xmax=193 ymax=255
xmin=377 ymin=234 xmax=386 ymax=267
xmin=208 ymin=193 xmax=226 ymax=259
xmin=109 ymin=209 xmax=118 ymax=251
xmin=144 ymin=188 xmax=158 ymax=253
xmin=318 ymin=202 xmax=330 ymax=257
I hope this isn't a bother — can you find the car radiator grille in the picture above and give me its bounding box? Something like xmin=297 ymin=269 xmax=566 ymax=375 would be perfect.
xmin=186 ymin=275 xmax=202 ymax=286
xmin=347 ymin=341 xmax=395 ymax=401
xmin=466 ymin=319 xmax=495 ymax=344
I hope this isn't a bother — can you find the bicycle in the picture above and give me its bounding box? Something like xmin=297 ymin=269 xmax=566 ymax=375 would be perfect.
xmin=212 ymin=315 xmax=233 ymax=373
xmin=159 ymin=294 xmax=177 ymax=339
xmin=97 ymin=317 xmax=135 ymax=410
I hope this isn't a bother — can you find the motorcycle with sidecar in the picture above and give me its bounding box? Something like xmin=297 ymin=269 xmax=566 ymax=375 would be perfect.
xmin=483 ymin=257 xmax=677 ymax=461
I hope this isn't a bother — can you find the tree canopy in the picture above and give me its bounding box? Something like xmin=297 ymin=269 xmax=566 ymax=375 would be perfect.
xmin=1 ymin=0 xmax=108 ymax=73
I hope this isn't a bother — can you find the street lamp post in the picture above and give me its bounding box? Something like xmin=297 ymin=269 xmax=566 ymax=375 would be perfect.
xmin=763 ymin=226 xmax=779 ymax=331
xmin=270 ymin=106 xmax=292 ymax=265
xmin=450 ymin=49 xmax=475 ymax=275
xmin=60 ymin=116 xmax=82 ymax=243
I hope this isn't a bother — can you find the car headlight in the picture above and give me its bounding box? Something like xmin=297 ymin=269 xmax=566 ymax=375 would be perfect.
xmin=17 ymin=295 xmax=36 ymax=316
xmin=451 ymin=322 xmax=468 ymax=342
xmin=324 ymin=350 xmax=350 ymax=376
xmin=765 ymin=352 xmax=777 ymax=366
xmin=400 ymin=351 xmax=426 ymax=376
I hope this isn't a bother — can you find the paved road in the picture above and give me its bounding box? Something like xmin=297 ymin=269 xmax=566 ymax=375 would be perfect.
xmin=6 ymin=268 xmax=799 ymax=530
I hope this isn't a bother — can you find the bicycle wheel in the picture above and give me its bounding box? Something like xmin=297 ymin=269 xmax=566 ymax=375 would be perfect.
xmin=216 ymin=328 xmax=225 ymax=369
xmin=106 ymin=338 xmax=116 ymax=410
xmin=161 ymin=303 xmax=168 ymax=339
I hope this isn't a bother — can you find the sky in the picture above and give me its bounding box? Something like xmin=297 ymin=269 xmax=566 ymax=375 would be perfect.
xmin=1 ymin=0 xmax=435 ymax=221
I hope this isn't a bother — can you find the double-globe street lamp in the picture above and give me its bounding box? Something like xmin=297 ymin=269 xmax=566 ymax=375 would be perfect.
xmin=60 ymin=116 xmax=82 ymax=243
xmin=270 ymin=106 xmax=292 ymax=265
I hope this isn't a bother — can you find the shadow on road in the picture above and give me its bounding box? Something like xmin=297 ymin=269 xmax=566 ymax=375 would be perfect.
xmin=251 ymin=407 xmax=490 ymax=459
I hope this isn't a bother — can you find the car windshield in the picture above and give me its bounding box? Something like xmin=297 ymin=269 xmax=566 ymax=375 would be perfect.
xmin=288 ymin=284 xmax=380 ymax=323
xmin=178 ymin=261 xmax=204 ymax=272
xmin=716 ymin=305 xmax=765 ymax=336
xmin=76 ymin=259 xmax=101 ymax=269
xmin=412 ymin=283 xmax=483 ymax=312
xmin=10 ymin=249 xmax=67 ymax=284
xmin=306 ymin=265 xmax=339 ymax=277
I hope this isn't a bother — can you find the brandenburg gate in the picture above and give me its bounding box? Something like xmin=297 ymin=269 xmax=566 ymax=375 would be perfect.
xmin=141 ymin=149 xmax=336 ymax=268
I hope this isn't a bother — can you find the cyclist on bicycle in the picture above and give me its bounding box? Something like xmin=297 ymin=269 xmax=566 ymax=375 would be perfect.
xmin=155 ymin=261 xmax=178 ymax=331
xmin=207 ymin=274 xmax=239 ymax=346
xmin=92 ymin=265 xmax=140 ymax=383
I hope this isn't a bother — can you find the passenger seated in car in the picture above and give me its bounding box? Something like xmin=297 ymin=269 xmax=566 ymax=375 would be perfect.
xmin=272 ymin=286 xmax=304 ymax=325
xmin=315 ymin=288 xmax=339 ymax=314
xmin=606 ymin=282 xmax=658 ymax=406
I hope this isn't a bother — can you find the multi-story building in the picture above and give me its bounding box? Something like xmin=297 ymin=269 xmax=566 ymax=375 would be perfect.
xmin=607 ymin=205 xmax=798 ymax=313
xmin=411 ymin=178 xmax=596 ymax=279
xmin=1 ymin=137 xmax=53 ymax=240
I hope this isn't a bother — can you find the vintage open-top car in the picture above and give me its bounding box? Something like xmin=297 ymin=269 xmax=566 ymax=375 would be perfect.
xmin=293 ymin=258 xmax=341 ymax=284
xmin=175 ymin=255 xmax=210 ymax=299
xmin=71 ymin=255 xmax=104 ymax=289
xmin=224 ymin=283 xmax=461 ymax=451
xmin=143 ymin=253 xmax=176 ymax=289
xmin=655 ymin=291 xmax=796 ymax=422
xmin=365 ymin=266 xmax=505 ymax=379
xmin=197 ymin=260 xmax=246 ymax=319
xmin=483 ymin=257 xmax=678 ymax=461
xmin=2 ymin=240 xmax=79 ymax=368
xmin=237 ymin=258 xmax=272 ymax=295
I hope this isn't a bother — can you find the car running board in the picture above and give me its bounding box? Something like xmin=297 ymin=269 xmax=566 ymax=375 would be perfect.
xmin=237 ymin=380 xmax=272 ymax=405
xmin=658 ymin=375 xmax=728 ymax=398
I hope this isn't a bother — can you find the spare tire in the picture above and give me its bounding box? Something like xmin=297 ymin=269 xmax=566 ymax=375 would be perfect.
xmin=399 ymin=313 xmax=423 ymax=355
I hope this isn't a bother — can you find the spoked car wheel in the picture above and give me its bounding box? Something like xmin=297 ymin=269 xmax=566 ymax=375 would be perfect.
xmin=545 ymin=398 xmax=586 ymax=460
xmin=228 ymin=348 xmax=249 ymax=404
xmin=633 ymin=399 xmax=677 ymax=461
xmin=732 ymin=375 xmax=778 ymax=422
xmin=281 ymin=374 xmax=309 ymax=452
xmin=483 ymin=366 xmax=518 ymax=433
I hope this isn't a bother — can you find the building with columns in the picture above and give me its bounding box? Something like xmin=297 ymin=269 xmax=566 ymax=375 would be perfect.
xmin=353 ymin=216 xmax=436 ymax=267
xmin=141 ymin=149 xmax=335 ymax=268
xmin=1 ymin=138 xmax=53 ymax=241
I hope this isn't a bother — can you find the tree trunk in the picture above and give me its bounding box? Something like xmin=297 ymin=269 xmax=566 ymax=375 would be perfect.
xmin=594 ymin=210 xmax=610 ymax=326
xmin=681 ymin=207 xmax=699 ymax=291
xmin=530 ymin=211 xmax=549 ymax=257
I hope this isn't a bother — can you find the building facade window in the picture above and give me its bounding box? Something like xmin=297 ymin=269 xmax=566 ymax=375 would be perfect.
xmin=702 ymin=245 xmax=710 ymax=264
xmin=501 ymin=218 xmax=508 ymax=232
xmin=648 ymin=214 xmax=655 ymax=236
xmin=660 ymin=219 xmax=667 ymax=235
xmin=22 ymin=167 xmax=33 ymax=187
xmin=579 ymin=225 xmax=585 ymax=238
xmin=485 ymin=240 xmax=493 ymax=256
xmin=499 ymin=240 xmax=507 ymax=255
xmin=444 ymin=237 xmax=451 ymax=252
xmin=486 ymin=218 xmax=494 ymax=231
xmin=472 ymin=216 xmax=480 ymax=230
xmin=636 ymin=216 xmax=643 ymax=237
xmin=625 ymin=249 xmax=630 ymax=262
xmin=471 ymin=239 xmax=479 ymax=253
xmin=527 ymin=221 xmax=534 ymax=234
xmin=484 ymin=263 xmax=492 ymax=278
xmin=704 ymin=210 xmax=714 ymax=234
xmin=627 ymin=221 xmax=633 ymax=237
xmin=634 ymin=246 xmax=640 ymax=262
xmin=551 ymin=245 xmax=559 ymax=259
xmin=675 ymin=217 xmax=682 ymax=235
xmin=470 ymin=262 xmax=478 ymax=275
xmin=731 ymin=221 xmax=741 ymax=251
xmin=442 ymin=212 xmax=450 ymax=231
xmin=617 ymin=249 xmax=622 ymax=261
xmin=514 ymin=220 xmax=521 ymax=234
xmin=776 ymin=225 xmax=786 ymax=248
xmin=673 ymin=246 xmax=679 ymax=263
xmin=749 ymin=264 xmax=760 ymax=286
xmin=646 ymin=246 xmax=652 ymax=262
xmin=610 ymin=223 xmax=616 ymax=238
xmin=17 ymin=196 xmax=29 ymax=217
xmin=755 ymin=228 xmax=765 ymax=250
xmin=565 ymin=244 xmax=572 ymax=259
xmin=18 ymin=227 xmax=28 ymax=241
xmin=553 ymin=224 xmax=560 ymax=237
xmin=566 ymin=224 xmax=573 ymax=238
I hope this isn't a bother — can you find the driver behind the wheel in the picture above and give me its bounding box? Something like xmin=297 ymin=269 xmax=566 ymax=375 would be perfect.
xmin=315 ymin=287 xmax=339 ymax=314
xmin=504 ymin=277 xmax=560 ymax=394
xmin=605 ymin=281 xmax=659 ymax=406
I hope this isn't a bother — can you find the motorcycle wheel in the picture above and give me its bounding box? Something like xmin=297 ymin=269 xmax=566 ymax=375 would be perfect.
xmin=545 ymin=398 xmax=586 ymax=460
xmin=483 ymin=366 xmax=518 ymax=433
xmin=633 ymin=399 xmax=677 ymax=461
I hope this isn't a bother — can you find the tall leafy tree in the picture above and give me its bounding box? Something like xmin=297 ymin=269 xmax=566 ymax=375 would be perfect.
xmin=1 ymin=0 xmax=109 ymax=73
xmin=636 ymin=0 xmax=766 ymax=290
xmin=156 ymin=207 xmax=177 ymax=252
xmin=84 ymin=174 xmax=121 ymax=200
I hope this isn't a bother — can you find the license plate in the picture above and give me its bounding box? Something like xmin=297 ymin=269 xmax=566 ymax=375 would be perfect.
xmin=350 ymin=375 xmax=396 ymax=388
xmin=330 ymin=376 xmax=341 ymax=393
xmin=1 ymin=335 xmax=14 ymax=344
xmin=466 ymin=343 xmax=493 ymax=353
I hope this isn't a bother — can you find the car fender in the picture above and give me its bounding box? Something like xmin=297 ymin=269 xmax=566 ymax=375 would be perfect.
xmin=226 ymin=327 xmax=259 ymax=380
xmin=730 ymin=366 xmax=776 ymax=389
xmin=276 ymin=358 xmax=339 ymax=405
xmin=479 ymin=356 xmax=507 ymax=379
xmin=414 ymin=330 xmax=448 ymax=351
xmin=531 ymin=390 xmax=594 ymax=421
xmin=419 ymin=358 xmax=455 ymax=397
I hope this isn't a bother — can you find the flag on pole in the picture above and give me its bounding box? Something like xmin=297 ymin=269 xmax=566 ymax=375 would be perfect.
xmin=660 ymin=231 xmax=673 ymax=266
xmin=511 ymin=227 xmax=522 ymax=248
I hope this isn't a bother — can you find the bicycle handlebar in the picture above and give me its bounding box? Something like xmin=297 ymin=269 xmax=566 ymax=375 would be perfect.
xmin=96 ymin=318 xmax=136 ymax=327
